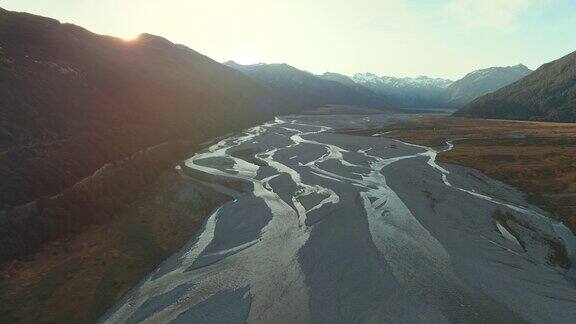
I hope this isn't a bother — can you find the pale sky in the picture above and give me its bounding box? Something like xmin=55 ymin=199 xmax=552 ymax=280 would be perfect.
xmin=2 ymin=0 xmax=575 ymax=80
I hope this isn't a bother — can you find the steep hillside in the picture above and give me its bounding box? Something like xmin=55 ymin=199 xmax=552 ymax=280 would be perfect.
xmin=454 ymin=51 xmax=576 ymax=122
xmin=225 ymin=61 xmax=389 ymax=110
xmin=353 ymin=73 xmax=453 ymax=108
xmin=445 ymin=64 xmax=532 ymax=108
xmin=0 ymin=8 xmax=282 ymax=210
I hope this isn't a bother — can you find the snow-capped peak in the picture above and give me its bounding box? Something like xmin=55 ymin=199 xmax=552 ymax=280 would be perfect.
xmin=353 ymin=73 xmax=453 ymax=88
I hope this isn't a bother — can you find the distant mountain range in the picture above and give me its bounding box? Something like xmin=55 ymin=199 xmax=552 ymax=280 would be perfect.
xmin=353 ymin=73 xmax=453 ymax=108
xmin=226 ymin=62 xmax=534 ymax=110
xmin=224 ymin=61 xmax=389 ymax=110
xmin=454 ymin=52 xmax=576 ymax=122
xmin=226 ymin=55 xmax=575 ymax=122
xmin=350 ymin=67 xmax=533 ymax=109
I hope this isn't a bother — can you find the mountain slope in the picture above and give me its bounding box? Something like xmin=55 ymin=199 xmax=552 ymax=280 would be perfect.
xmin=0 ymin=8 xmax=283 ymax=210
xmin=225 ymin=61 xmax=389 ymax=110
xmin=353 ymin=73 xmax=453 ymax=108
xmin=318 ymin=72 xmax=358 ymax=87
xmin=454 ymin=51 xmax=576 ymax=122
xmin=445 ymin=64 xmax=532 ymax=108
xmin=318 ymin=72 xmax=392 ymax=104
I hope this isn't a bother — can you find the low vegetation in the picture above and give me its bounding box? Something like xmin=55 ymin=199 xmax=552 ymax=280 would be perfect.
xmin=0 ymin=170 xmax=230 ymax=323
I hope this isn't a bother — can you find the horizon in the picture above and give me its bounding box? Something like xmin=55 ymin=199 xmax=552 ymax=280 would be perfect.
xmin=1 ymin=1 xmax=575 ymax=80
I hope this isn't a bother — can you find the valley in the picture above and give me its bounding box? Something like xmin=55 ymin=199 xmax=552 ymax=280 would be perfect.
xmin=1 ymin=5 xmax=575 ymax=323
xmin=101 ymin=113 xmax=576 ymax=323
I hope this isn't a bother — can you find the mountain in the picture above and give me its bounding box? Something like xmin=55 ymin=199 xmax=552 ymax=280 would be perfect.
xmin=224 ymin=63 xmax=534 ymax=111
xmin=353 ymin=73 xmax=453 ymax=108
xmin=318 ymin=72 xmax=358 ymax=86
xmin=343 ymin=66 xmax=531 ymax=109
xmin=444 ymin=64 xmax=532 ymax=108
xmin=224 ymin=61 xmax=389 ymax=110
xmin=0 ymin=8 xmax=285 ymax=211
xmin=318 ymin=72 xmax=392 ymax=104
xmin=454 ymin=51 xmax=576 ymax=122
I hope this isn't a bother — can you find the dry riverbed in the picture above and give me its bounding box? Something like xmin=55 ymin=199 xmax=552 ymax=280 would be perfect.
xmin=103 ymin=114 xmax=576 ymax=323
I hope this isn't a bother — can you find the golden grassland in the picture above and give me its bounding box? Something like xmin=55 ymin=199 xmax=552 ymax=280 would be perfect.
xmin=376 ymin=116 xmax=576 ymax=230
xmin=0 ymin=171 xmax=229 ymax=324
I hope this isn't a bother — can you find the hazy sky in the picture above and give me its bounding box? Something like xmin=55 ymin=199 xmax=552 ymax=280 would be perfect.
xmin=2 ymin=0 xmax=575 ymax=79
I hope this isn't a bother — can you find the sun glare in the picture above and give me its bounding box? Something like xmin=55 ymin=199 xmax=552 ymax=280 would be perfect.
xmin=120 ymin=34 xmax=140 ymax=42
xmin=229 ymin=49 xmax=260 ymax=65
